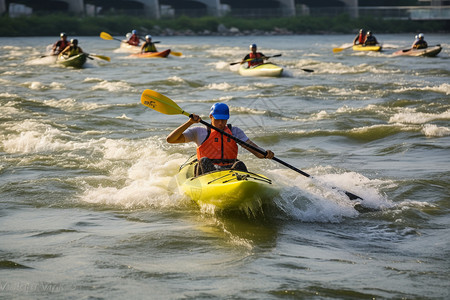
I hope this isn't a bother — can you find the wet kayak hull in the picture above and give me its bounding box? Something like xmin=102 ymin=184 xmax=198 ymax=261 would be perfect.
xmin=130 ymin=49 xmax=171 ymax=58
xmin=175 ymin=158 xmax=279 ymax=210
xmin=392 ymin=45 xmax=442 ymax=57
xmin=56 ymin=53 xmax=87 ymax=68
xmin=352 ymin=45 xmax=382 ymax=52
xmin=238 ymin=63 xmax=283 ymax=77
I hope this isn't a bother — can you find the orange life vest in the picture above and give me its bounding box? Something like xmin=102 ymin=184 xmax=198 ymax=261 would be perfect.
xmin=358 ymin=33 xmax=366 ymax=44
xmin=196 ymin=125 xmax=238 ymax=166
xmin=248 ymin=52 xmax=263 ymax=67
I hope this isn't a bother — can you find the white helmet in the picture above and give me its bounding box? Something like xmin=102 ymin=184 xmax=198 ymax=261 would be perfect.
xmin=145 ymin=35 xmax=152 ymax=39
xmin=418 ymin=33 xmax=424 ymax=39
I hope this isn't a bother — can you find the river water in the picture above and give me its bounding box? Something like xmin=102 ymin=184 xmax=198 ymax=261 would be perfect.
xmin=1 ymin=34 xmax=449 ymax=299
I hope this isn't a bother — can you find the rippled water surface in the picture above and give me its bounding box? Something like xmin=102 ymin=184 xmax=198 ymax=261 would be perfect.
xmin=1 ymin=34 xmax=449 ymax=299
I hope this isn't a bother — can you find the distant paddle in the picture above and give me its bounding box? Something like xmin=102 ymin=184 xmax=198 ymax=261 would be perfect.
xmin=300 ymin=68 xmax=314 ymax=73
xmin=87 ymin=54 xmax=110 ymax=62
xmin=100 ymin=32 xmax=122 ymax=42
xmin=333 ymin=43 xmax=353 ymax=53
xmin=140 ymin=89 xmax=372 ymax=212
xmin=100 ymin=31 xmax=160 ymax=44
xmin=230 ymin=54 xmax=282 ymax=65
xmin=41 ymin=53 xmax=110 ymax=62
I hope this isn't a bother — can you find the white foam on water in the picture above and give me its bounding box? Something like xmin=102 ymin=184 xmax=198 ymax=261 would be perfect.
xmin=91 ymin=80 xmax=134 ymax=92
xmin=1 ymin=92 xmax=19 ymax=99
xmin=25 ymin=56 xmax=57 ymax=65
xmin=203 ymin=82 xmax=260 ymax=92
xmin=389 ymin=108 xmax=450 ymax=124
xmin=79 ymin=138 xmax=188 ymax=209
xmin=116 ymin=114 xmax=132 ymax=120
xmin=422 ymin=124 xmax=450 ymax=137
xmin=209 ymin=61 xmax=230 ymax=70
xmin=43 ymin=98 xmax=107 ymax=111
xmin=167 ymin=76 xmax=186 ymax=83
xmin=1 ymin=120 xmax=75 ymax=154
xmin=312 ymin=110 xmax=329 ymax=120
xmin=83 ymin=77 xmax=104 ymax=83
xmin=392 ymin=83 xmax=450 ymax=95
xmin=268 ymin=165 xmax=393 ymax=222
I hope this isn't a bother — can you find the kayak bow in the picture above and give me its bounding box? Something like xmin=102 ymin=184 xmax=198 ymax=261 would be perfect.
xmin=175 ymin=157 xmax=279 ymax=210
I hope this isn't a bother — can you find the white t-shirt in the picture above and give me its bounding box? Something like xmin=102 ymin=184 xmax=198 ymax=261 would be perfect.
xmin=183 ymin=126 xmax=249 ymax=146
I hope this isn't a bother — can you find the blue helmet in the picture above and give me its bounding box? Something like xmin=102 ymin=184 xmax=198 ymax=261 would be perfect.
xmin=250 ymin=44 xmax=257 ymax=49
xmin=132 ymin=30 xmax=137 ymax=34
xmin=210 ymin=103 xmax=229 ymax=120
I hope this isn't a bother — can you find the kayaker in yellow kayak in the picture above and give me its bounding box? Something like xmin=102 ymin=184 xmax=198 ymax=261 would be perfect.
xmin=363 ymin=31 xmax=379 ymax=46
xmin=140 ymin=35 xmax=158 ymax=53
xmin=52 ymin=32 xmax=70 ymax=55
xmin=60 ymin=39 xmax=83 ymax=57
xmin=241 ymin=44 xmax=268 ymax=67
xmin=412 ymin=33 xmax=428 ymax=49
xmin=167 ymin=103 xmax=275 ymax=176
xmin=353 ymin=28 xmax=366 ymax=45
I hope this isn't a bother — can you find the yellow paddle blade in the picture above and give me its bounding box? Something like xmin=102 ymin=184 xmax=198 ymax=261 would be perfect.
xmin=100 ymin=32 xmax=114 ymax=40
xmin=141 ymin=89 xmax=190 ymax=117
xmin=170 ymin=51 xmax=182 ymax=56
xmin=90 ymin=54 xmax=110 ymax=62
xmin=333 ymin=47 xmax=344 ymax=53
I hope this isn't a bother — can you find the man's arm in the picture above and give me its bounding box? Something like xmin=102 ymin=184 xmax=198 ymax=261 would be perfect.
xmin=166 ymin=114 xmax=201 ymax=143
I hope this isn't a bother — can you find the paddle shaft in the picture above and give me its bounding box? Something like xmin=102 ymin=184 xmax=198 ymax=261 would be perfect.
xmin=230 ymin=54 xmax=281 ymax=66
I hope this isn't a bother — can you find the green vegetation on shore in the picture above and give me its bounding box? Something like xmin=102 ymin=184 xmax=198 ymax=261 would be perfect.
xmin=0 ymin=14 xmax=448 ymax=37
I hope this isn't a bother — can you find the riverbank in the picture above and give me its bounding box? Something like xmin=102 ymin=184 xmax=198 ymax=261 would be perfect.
xmin=0 ymin=14 xmax=448 ymax=37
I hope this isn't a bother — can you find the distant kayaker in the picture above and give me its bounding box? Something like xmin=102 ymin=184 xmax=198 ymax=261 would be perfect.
xmin=241 ymin=44 xmax=268 ymax=68
xmin=60 ymin=39 xmax=83 ymax=57
xmin=353 ymin=29 xmax=366 ymax=45
xmin=140 ymin=35 xmax=158 ymax=53
xmin=52 ymin=32 xmax=70 ymax=55
xmin=412 ymin=33 xmax=428 ymax=49
xmin=167 ymin=103 xmax=275 ymax=176
xmin=363 ymin=31 xmax=379 ymax=46
xmin=127 ymin=29 xmax=140 ymax=46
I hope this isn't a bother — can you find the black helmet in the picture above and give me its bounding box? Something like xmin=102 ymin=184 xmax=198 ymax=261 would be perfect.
xmin=70 ymin=39 xmax=78 ymax=45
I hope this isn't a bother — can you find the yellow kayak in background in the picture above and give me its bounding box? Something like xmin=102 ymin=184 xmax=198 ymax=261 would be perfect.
xmin=175 ymin=157 xmax=279 ymax=210
xmin=352 ymin=44 xmax=382 ymax=52
xmin=239 ymin=62 xmax=283 ymax=77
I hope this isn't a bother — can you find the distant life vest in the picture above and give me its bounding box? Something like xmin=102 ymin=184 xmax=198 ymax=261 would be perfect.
xmin=364 ymin=36 xmax=377 ymax=46
xmin=143 ymin=42 xmax=157 ymax=53
xmin=196 ymin=124 xmax=238 ymax=166
xmin=413 ymin=40 xmax=427 ymax=49
xmin=68 ymin=46 xmax=81 ymax=57
xmin=128 ymin=34 xmax=140 ymax=46
xmin=358 ymin=33 xmax=366 ymax=44
xmin=55 ymin=40 xmax=70 ymax=53
xmin=248 ymin=52 xmax=263 ymax=67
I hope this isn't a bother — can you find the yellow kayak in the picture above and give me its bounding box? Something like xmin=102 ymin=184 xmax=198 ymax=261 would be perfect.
xmin=175 ymin=157 xmax=279 ymax=210
xmin=352 ymin=44 xmax=382 ymax=52
xmin=239 ymin=62 xmax=283 ymax=77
